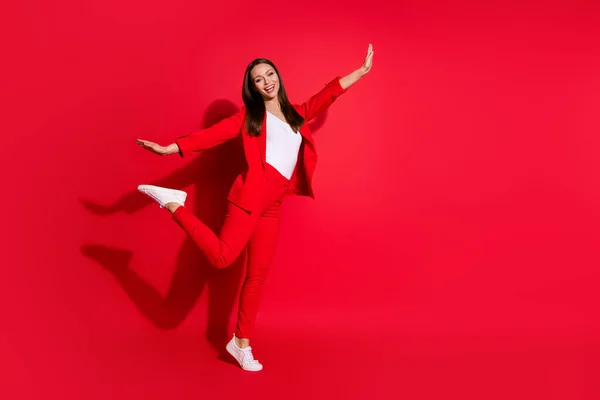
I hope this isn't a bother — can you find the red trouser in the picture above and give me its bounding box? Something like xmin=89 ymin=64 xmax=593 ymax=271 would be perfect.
xmin=172 ymin=165 xmax=288 ymax=339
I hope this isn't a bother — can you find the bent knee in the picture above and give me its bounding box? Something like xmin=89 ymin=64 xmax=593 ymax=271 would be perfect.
xmin=212 ymin=255 xmax=234 ymax=269
xmin=244 ymin=276 xmax=267 ymax=286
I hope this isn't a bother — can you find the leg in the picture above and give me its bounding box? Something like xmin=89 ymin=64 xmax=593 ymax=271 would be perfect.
xmin=235 ymin=200 xmax=281 ymax=343
xmin=224 ymin=201 xmax=281 ymax=372
xmin=137 ymin=184 xmax=260 ymax=269
xmin=172 ymin=201 xmax=258 ymax=269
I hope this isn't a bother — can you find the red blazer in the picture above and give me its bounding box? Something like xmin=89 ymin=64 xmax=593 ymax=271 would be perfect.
xmin=175 ymin=76 xmax=347 ymax=212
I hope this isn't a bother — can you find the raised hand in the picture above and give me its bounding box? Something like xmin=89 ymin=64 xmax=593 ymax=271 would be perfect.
xmin=360 ymin=43 xmax=374 ymax=75
xmin=136 ymin=139 xmax=178 ymax=156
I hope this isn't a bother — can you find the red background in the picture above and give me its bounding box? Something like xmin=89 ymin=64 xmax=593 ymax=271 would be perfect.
xmin=2 ymin=1 xmax=599 ymax=399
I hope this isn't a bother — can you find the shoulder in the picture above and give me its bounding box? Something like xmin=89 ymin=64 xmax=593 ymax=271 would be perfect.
xmin=291 ymin=103 xmax=305 ymax=117
xmin=231 ymin=106 xmax=247 ymax=121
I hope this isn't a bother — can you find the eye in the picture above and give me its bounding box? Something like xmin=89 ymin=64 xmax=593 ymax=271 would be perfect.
xmin=268 ymin=72 xmax=274 ymax=76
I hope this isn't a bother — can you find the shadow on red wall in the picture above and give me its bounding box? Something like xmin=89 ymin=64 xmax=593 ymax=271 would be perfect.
xmin=78 ymin=99 xmax=328 ymax=359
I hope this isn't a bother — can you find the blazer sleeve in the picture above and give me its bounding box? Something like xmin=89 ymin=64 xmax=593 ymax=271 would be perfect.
xmin=301 ymin=76 xmax=347 ymax=122
xmin=175 ymin=108 xmax=244 ymax=157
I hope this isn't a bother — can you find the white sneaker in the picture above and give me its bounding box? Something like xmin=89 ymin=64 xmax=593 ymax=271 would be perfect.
xmin=225 ymin=335 xmax=263 ymax=371
xmin=137 ymin=184 xmax=187 ymax=208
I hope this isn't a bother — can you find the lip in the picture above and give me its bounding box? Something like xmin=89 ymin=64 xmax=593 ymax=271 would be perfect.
xmin=265 ymin=84 xmax=275 ymax=93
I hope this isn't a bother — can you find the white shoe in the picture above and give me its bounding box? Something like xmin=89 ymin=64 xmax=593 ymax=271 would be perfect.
xmin=137 ymin=184 xmax=187 ymax=208
xmin=225 ymin=335 xmax=263 ymax=371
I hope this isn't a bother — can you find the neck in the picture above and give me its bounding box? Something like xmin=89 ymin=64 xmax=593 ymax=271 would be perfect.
xmin=263 ymin=97 xmax=280 ymax=112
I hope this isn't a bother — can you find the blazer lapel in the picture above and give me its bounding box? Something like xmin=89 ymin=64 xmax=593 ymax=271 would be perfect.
xmin=299 ymin=126 xmax=315 ymax=149
xmin=256 ymin=113 xmax=267 ymax=169
xmin=294 ymin=104 xmax=315 ymax=148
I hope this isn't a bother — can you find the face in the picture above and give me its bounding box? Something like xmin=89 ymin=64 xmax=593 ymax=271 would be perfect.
xmin=250 ymin=63 xmax=279 ymax=100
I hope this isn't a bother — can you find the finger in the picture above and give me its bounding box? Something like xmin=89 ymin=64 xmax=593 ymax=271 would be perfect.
xmin=143 ymin=142 xmax=158 ymax=149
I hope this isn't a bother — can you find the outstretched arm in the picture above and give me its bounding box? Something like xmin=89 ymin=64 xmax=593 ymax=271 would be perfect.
xmin=136 ymin=108 xmax=245 ymax=157
xmin=301 ymin=43 xmax=374 ymax=121
xmin=174 ymin=108 xmax=244 ymax=157
xmin=339 ymin=43 xmax=374 ymax=90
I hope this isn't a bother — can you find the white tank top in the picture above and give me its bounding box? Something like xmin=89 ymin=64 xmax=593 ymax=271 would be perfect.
xmin=265 ymin=111 xmax=303 ymax=179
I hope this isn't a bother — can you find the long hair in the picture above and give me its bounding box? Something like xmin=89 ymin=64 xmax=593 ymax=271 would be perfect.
xmin=242 ymin=58 xmax=305 ymax=137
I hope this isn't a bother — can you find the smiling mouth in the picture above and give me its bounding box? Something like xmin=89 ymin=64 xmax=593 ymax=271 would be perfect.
xmin=265 ymin=85 xmax=275 ymax=94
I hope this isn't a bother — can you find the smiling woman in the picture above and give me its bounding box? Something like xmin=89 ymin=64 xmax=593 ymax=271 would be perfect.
xmin=242 ymin=58 xmax=306 ymax=136
xmin=134 ymin=44 xmax=374 ymax=371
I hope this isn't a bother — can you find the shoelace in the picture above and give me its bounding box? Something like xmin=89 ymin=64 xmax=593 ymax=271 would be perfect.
xmin=242 ymin=347 xmax=260 ymax=366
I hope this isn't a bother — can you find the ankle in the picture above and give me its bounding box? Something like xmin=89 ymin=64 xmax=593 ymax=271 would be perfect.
xmin=235 ymin=336 xmax=250 ymax=348
xmin=165 ymin=202 xmax=181 ymax=214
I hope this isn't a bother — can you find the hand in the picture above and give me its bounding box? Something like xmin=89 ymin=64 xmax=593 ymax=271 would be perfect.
xmin=360 ymin=43 xmax=374 ymax=75
xmin=136 ymin=139 xmax=177 ymax=156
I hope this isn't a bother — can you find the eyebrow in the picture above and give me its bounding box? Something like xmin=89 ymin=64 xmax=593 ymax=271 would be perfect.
xmin=253 ymin=69 xmax=274 ymax=80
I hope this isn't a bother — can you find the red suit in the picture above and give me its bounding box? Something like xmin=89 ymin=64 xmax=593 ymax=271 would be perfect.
xmin=171 ymin=76 xmax=347 ymax=338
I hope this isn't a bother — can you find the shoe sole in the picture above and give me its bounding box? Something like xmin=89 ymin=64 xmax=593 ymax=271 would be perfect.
xmin=137 ymin=184 xmax=187 ymax=197
xmin=137 ymin=185 xmax=187 ymax=208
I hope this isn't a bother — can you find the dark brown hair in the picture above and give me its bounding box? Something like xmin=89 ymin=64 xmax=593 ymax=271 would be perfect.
xmin=242 ymin=58 xmax=305 ymax=137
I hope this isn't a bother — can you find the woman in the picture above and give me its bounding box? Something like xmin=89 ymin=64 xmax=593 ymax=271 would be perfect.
xmin=135 ymin=44 xmax=374 ymax=371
